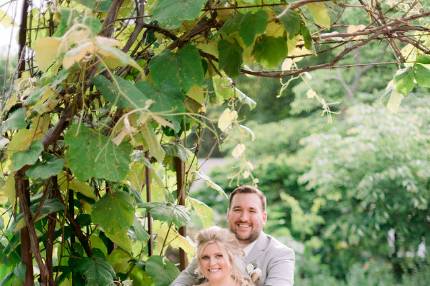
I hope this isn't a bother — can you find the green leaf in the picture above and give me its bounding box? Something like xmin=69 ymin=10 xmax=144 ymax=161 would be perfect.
xmin=149 ymin=50 xmax=182 ymax=94
xmin=413 ymin=63 xmax=430 ymax=87
xmin=11 ymin=140 xmax=44 ymax=171
xmin=218 ymin=39 xmax=243 ymax=78
xmin=2 ymin=108 xmax=26 ymax=131
xmin=162 ymin=143 xmax=189 ymax=162
xmin=77 ymin=255 xmax=116 ymax=286
xmin=132 ymin=217 xmax=150 ymax=242
xmin=92 ymin=192 xmax=134 ymax=251
xmin=74 ymin=0 xmax=112 ymax=12
xmin=307 ymin=2 xmax=331 ymax=28
xmin=64 ymin=124 xmax=132 ymax=182
xmin=300 ymin=23 xmax=313 ymax=50
xmin=279 ymin=10 xmax=301 ymax=38
xmin=151 ymin=0 xmax=207 ymax=29
xmin=26 ymin=157 xmax=64 ymax=179
xmin=416 ymin=54 xmax=430 ymax=64
xmin=107 ymin=248 xmax=131 ymax=273
xmin=93 ymin=75 xmax=149 ymax=109
xmin=83 ymin=16 xmax=103 ymax=34
xmin=14 ymin=198 xmax=64 ymax=231
xmin=176 ymin=45 xmax=205 ymax=92
xmin=394 ymin=68 xmax=415 ymax=95
xmin=135 ymin=81 xmax=185 ymax=113
xmin=139 ymin=202 xmax=191 ymax=228
xmin=146 ymin=256 xmax=180 ymax=286
xmin=252 ymin=35 xmax=288 ymax=67
xmin=239 ymin=10 xmax=268 ymax=46
xmin=54 ymin=8 xmax=79 ymax=37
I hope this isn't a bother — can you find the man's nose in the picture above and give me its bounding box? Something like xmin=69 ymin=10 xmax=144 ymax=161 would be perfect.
xmin=240 ymin=211 xmax=249 ymax=220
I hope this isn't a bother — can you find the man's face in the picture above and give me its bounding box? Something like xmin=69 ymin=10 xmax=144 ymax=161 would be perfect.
xmin=227 ymin=193 xmax=267 ymax=245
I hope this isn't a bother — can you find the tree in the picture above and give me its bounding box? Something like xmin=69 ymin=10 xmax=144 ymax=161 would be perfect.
xmin=0 ymin=0 xmax=429 ymax=285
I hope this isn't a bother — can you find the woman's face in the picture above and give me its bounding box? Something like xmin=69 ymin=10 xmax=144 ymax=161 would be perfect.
xmin=199 ymin=242 xmax=232 ymax=283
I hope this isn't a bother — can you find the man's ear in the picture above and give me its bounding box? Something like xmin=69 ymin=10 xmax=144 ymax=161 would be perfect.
xmin=262 ymin=211 xmax=267 ymax=224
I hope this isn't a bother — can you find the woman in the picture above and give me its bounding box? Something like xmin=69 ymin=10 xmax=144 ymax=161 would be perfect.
xmin=194 ymin=226 xmax=256 ymax=286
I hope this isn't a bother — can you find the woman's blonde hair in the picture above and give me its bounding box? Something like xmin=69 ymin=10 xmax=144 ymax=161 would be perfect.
xmin=195 ymin=226 xmax=254 ymax=286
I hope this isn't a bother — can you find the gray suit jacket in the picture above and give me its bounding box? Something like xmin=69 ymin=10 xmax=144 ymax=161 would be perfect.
xmin=170 ymin=232 xmax=295 ymax=286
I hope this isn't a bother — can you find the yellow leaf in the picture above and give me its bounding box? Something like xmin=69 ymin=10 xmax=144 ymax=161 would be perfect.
xmin=188 ymin=197 xmax=214 ymax=228
xmin=0 ymin=10 xmax=15 ymax=26
xmin=387 ymin=90 xmax=404 ymax=113
xmin=0 ymin=176 xmax=15 ymax=205
xmin=33 ymin=37 xmax=61 ymax=72
xmin=153 ymin=221 xmax=195 ymax=261
xmin=186 ymin=86 xmax=205 ymax=105
xmin=307 ymin=3 xmax=331 ymax=29
xmin=62 ymin=41 xmax=96 ymax=69
xmin=265 ymin=22 xmax=285 ymax=37
xmin=231 ymin=143 xmax=246 ymax=159
xmin=31 ymin=87 xmax=59 ymax=114
xmin=57 ymin=172 xmax=96 ymax=199
xmin=218 ymin=108 xmax=238 ymax=132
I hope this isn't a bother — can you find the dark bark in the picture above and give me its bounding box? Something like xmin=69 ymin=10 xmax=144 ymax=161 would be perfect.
xmin=145 ymin=152 xmax=153 ymax=256
xmin=175 ymin=157 xmax=187 ymax=270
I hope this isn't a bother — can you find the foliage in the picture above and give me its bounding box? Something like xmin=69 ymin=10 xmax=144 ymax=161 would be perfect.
xmin=1 ymin=0 xmax=430 ymax=285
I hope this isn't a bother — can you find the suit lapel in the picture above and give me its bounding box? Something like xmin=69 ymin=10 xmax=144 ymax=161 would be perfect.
xmin=245 ymin=232 xmax=268 ymax=264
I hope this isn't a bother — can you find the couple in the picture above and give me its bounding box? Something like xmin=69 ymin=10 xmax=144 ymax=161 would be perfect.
xmin=171 ymin=185 xmax=295 ymax=286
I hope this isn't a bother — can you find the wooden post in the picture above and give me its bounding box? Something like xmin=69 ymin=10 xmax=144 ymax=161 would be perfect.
xmin=175 ymin=157 xmax=187 ymax=270
xmin=145 ymin=152 xmax=153 ymax=256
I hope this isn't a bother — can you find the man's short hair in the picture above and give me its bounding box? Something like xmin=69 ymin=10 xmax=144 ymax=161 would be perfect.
xmin=229 ymin=185 xmax=267 ymax=211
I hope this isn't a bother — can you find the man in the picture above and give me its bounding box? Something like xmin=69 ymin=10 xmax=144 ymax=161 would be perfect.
xmin=171 ymin=185 xmax=295 ymax=286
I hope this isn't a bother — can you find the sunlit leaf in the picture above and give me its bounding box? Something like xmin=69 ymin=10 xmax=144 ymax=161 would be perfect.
xmin=151 ymin=0 xmax=207 ymax=29
xmin=252 ymin=35 xmax=288 ymax=67
xmin=413 ymin=63 xmax=430 ymax=87
xmin=33 ymin=37 xmax=61 ymax=72
xmin=394 ymin=68 xmax=414 ymax=95
xmin=141 ymin=124 xmax=165 ymax=163
xmin=188 ymin=197 xmax=214 ymax=228
xmin=64 ymin=124 xmax=132 ymax=182
xmin=218 ymin=108 xmax=238 ymax=132
xmin=0 ymin=176 xmax=15 ymax=205
xmin=74 ymin=0 xmax=112 ymax=12
xmin=387 ymin=90 xmax=404 ymax=113
xmin=232 ymin=143 xmax=246 ymax=159
xmin=307 ymin=2 xmax=331 ymax=28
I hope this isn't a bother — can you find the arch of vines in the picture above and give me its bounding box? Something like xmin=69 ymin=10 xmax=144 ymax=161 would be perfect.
xmin=0 ymin=0 xmax=429 ymax=285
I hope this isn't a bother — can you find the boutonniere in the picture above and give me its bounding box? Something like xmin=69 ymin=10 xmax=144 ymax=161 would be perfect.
xmin=246 ymin=262 xmax=262 ymax=283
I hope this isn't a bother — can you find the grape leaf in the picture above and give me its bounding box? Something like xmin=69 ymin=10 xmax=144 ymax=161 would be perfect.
xmin=64 ymin=124 xmax=132 ymax=182
xmin=93 ymin=75 xmax=149 ymax=109
xmin=74 ymin=0 xmax=112 ymax=12
xmin=394 ymin=68 xmax=414 ymax=95
xmin=92 ymin=192 xmax=134 ymax=251
xmin=218 ymin=39 xmax=243 ymax=78
xmin=146 ymin=256 xmax=179 ymax=286
xmin=252 ymin=35 xmax=288 ymax=67
xmin=2 ymin=108 xmax=26 ymax=131
xmin=135 ymin=81 xmax=185 ymax=113
xmin=307 ymin=2 xmax=331 ymax=29
xmin=151 ymin=0 xmax=207 ymax=29
xmin=188 ymin=197 xmax=214 ymax=228
xmin=77 ymin=255 xmax=116 ymax=286
xmin=139 ymin=202 xmax=191 ymax=228
xmin=26 ymin=157 xmax=64 ymax=179
xmin=11 ymin=140 xmax=44 ymax=171
xmin=176 ymin=45 xmax=205 ymax=92
xmin=149 ymin=50 xmax=182 ymax=95
xmin=279 ymin=9 xmax=301 ymax=38
xmin=414 ymin=63 xmax=430 ymax=87
xmin=239 ymin=10 xmax=268 ymax=46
